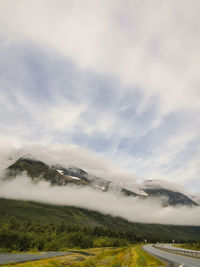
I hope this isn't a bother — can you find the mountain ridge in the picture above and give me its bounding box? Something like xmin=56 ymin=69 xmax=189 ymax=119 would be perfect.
xmin=5 ymin=156 xmax=198 ymax=207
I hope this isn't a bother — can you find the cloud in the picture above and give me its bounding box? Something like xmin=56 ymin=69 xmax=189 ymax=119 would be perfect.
xmin=0 ymin=143 xmax=199 ymax=226
xmin=0 ymin=143 xmax=138 ymax=185
xmin=0 ymin=1 xmax=200 ymax=194
xmin=42 ymin=104 xmax=86 ymax=132
xmin=1 ymin=0 xmax=200 ymax=113
xmin=0 ymin=174 xmax=200 ymax=226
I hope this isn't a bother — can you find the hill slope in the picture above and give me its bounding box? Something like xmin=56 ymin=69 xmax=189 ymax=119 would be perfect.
xmin=0 ymin=198 xmax=199 ymax=242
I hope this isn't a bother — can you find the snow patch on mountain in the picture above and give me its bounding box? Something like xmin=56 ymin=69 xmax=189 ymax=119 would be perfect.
xmin=68 ymin=176 xmax=81 ymax=181
xmin=56 ymin=169 xmax=64 ymax=175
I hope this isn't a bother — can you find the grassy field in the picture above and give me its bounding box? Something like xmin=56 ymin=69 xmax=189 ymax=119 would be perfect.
xmin=1 ymin=245 xmax=165 ymax=267
xmin=174 ymin=243 xmax=200 ymax=251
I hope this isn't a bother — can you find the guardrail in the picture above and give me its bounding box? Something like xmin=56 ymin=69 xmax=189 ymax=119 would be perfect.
xmin=152 ymin=244 xmax=200 ymax=259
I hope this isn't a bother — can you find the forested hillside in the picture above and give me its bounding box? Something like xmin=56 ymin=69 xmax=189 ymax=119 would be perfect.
xmin=0 ymin=198 xmax=200 ymax=252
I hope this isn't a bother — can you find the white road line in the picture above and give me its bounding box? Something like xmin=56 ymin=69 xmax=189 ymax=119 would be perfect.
xmin=179 ymin=264 xmax=184 ymax=267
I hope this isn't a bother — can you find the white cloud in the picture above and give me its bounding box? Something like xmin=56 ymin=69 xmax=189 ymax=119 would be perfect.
xmin=42 ymin=104 xmax=86 ymax=131
xmin=1 ymin=0 xmax=200 ymax=114
xmin=0 ymin=1 xmax=200 ymax=194
xmin=0 ymin=143 xmax=136 ymax=184
xmin=116 ymin=131 xmax=200 ymax=186
xmin=0 ymin=174 xmax=199 ymax=225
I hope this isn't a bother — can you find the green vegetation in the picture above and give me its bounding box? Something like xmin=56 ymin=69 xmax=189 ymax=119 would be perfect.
xmin=174 ymin=243 xmax=200 ymax=251
xmin=134 ymin=245 xmax=163 ymax=266
xmin=7 ymin=158 xmax=87 ymax=186
xmin=7 ymin=158 xmax=69 ymax=186
xmin=0 ymin=197 xmax=200 ymax=250
xmin=1 ymin=246 xmax=165 ymax=266
xmin=93 ymin=237 xmax=128 ymax=247
xmin=0 ymin=217 xmax=133 ymax=252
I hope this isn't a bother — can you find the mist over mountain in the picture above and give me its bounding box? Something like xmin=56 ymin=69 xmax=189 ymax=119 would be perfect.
xmin=6 ymin=156 xmax=198 ymax=207
xmin=1 ymin=1 xmax=200 ymax=253
xmin=0 ymin=147 xmax=199 ymax=226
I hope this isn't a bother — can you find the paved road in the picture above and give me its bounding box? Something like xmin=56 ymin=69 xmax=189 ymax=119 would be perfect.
xmin=143 ymin=244 xmax=200 ymax=267
xmin=0 ymin=252 xmax=70 ymax=265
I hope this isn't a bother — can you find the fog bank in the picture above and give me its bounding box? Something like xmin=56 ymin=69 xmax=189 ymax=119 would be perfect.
xmin=0 ymin=174 xmax=200 ymax=226
xmin=0 ymin=142 xmax=139 ymax=184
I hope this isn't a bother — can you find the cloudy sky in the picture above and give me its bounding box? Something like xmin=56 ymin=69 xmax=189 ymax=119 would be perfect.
xmin=0 ymin=0 xmax=200 ymax=193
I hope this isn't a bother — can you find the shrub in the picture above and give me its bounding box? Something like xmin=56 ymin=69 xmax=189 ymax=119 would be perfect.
xmin=93 ymin=237 xmax=128 ymax=247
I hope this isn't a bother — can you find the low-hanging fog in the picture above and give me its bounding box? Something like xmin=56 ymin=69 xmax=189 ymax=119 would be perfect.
xmin=0 ymin=142 xmax=140 ymax=184
xmin=0 ymin=142 xmax=192 ymax=193
xmin=0 ymin=174 xmax=200 ymax=226
xmin=0 ymin=143 xmax=200 ymax=226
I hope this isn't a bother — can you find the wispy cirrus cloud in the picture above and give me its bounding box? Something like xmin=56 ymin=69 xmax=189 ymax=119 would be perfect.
xmin=1 ymin=0 xmax=200 ymax=112
xmin=0 ymin=1 xmax=200 ymax=193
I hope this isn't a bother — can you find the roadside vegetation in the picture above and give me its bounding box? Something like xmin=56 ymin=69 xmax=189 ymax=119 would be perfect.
xmin=1 ymin=245 xmax=165 ymax=267
xmin=0 ymin=217 xmax=165 ymax=265
xmin=174 ymin=243 xmax=200 ymax=251
xmin=0 ymin=217 xmax=133 ymax=252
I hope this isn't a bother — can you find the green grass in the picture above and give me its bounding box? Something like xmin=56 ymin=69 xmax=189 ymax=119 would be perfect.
xmin=134 ymin=245 xmax=164 ymax=266
xmin=1 ymin=246 xmax=165 ymax=267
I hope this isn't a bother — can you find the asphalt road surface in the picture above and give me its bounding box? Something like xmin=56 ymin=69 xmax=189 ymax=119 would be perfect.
xmin=143 ymin=244 xmax=200 ymax=267
xmin=0 ymin=251 xmax=70 ymax=265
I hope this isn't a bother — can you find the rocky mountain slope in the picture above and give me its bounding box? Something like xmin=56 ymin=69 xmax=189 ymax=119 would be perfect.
xmin=5 ymin=156 xmax=198 ymax=207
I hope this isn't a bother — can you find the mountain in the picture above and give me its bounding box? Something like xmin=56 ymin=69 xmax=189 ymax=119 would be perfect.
xmin=190 ymin=195 xmax=200 ymax=205
xmin=2 ymin=156 xmax=200 ymax=244
xmin=143 ymin=188 xmax=197 ymax=206
xmin=0 ymin=197 xmax=200 ymax=242
xmin=142 ymin=180 xmax=198 ymax=206
xmin=5 ymin=156 xmax=198 ymax=207
xmin=7 ymin=156 xmax=88 ymax=186
xmin=6 ymin=156 xmax=138 ymax=197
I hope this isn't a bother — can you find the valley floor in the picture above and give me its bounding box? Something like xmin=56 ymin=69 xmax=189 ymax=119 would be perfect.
xmin=0 ymin=245 xmax=165 ymax=267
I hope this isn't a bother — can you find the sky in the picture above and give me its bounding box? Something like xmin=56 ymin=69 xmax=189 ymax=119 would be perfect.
xmin=0 ymin=0 xmax=200 ymax=193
